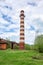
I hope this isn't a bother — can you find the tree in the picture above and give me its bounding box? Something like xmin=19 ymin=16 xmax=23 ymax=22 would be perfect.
xmin=6 ymin=38 xmax=11 ymax=48
xmin=34 ymin=35 xmax=43 ymax=53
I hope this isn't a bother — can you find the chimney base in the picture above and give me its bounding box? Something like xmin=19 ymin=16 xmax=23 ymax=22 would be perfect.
xmin=19 ymin=42 xmax=24 ymax=50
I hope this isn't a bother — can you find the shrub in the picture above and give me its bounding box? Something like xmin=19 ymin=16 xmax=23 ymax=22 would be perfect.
xmin=25 ymin=44 xmax=31 ymax=50
xmin=13 ymin=44 xmax=19 ymax=49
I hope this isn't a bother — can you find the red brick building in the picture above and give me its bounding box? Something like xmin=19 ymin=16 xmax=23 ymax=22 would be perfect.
xmin=0 ymin=38 xmax=7 ymax=50
xmin=0 ymin=38 xmax=19 ymax=50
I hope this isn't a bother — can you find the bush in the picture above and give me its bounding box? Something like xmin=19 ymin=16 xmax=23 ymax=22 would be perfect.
xmin=25 ymin=44 xmax=31 ymax=50
xmin=13 ymin=44 xmax=19 ymax=49
xmin=7 ymin=42 xmax=11 ymax=48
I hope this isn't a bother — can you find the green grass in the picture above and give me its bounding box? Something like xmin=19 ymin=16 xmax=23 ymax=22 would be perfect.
xmin=0 ymin=49 xmax=43 ymax=65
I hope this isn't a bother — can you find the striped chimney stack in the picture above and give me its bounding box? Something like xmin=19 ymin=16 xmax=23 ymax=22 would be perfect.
xmin=19 ymin=10 xmax=25 ymax=50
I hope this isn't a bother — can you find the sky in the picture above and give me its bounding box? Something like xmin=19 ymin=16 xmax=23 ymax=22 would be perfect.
xmin=0 ymin=0 xmax=43 ymax=45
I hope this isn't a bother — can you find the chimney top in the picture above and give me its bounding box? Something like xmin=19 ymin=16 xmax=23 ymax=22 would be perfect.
xmin=20 ymin=10 xmax=24 ymax=13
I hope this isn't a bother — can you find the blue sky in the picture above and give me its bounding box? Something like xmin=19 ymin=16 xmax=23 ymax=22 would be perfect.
xmin=0 ymin=0 xmax=43 ymax=44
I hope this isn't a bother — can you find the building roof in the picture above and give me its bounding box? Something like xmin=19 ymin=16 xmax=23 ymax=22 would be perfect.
xmin=0 ymin=38 xmax=7 ymax=44
xmin=0 ymin=38 xmax=19 ymax=45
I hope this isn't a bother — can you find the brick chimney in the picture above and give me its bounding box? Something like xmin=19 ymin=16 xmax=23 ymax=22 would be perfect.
xmin=19 ymin=10 xmax=25 ymax=50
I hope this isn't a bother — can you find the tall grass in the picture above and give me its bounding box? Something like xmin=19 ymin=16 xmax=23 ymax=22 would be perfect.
xmin=0 ymin=49 xmax=43 ymax=65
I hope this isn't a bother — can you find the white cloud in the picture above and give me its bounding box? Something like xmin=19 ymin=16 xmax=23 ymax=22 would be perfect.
xmin=25 ymin=31 xmax=35 ymax=44
xmin=8 ymin=24 xmax=19 ymax=29
xmin=0 ymin=0 xmax=43 ymax=44
xmin=0 ymin=17 xmax=9 ymax=24
xmin=0 ymin=32 xmax=19 ymax=38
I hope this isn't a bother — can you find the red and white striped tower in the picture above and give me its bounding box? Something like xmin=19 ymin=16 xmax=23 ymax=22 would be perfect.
xmin=19 ymin=10 xmax=25 ymax=50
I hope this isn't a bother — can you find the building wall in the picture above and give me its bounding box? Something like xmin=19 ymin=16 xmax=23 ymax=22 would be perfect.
xmin=0 ymin=44 xmax=7 ymax=50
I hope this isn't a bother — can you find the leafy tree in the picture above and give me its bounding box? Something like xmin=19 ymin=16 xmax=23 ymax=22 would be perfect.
xmin=34 ymin=35 xmax=43 ymax=53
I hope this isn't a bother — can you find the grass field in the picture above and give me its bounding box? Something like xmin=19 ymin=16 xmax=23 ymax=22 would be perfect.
xmin=0 ymin=49 xmax=43 ymax=65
